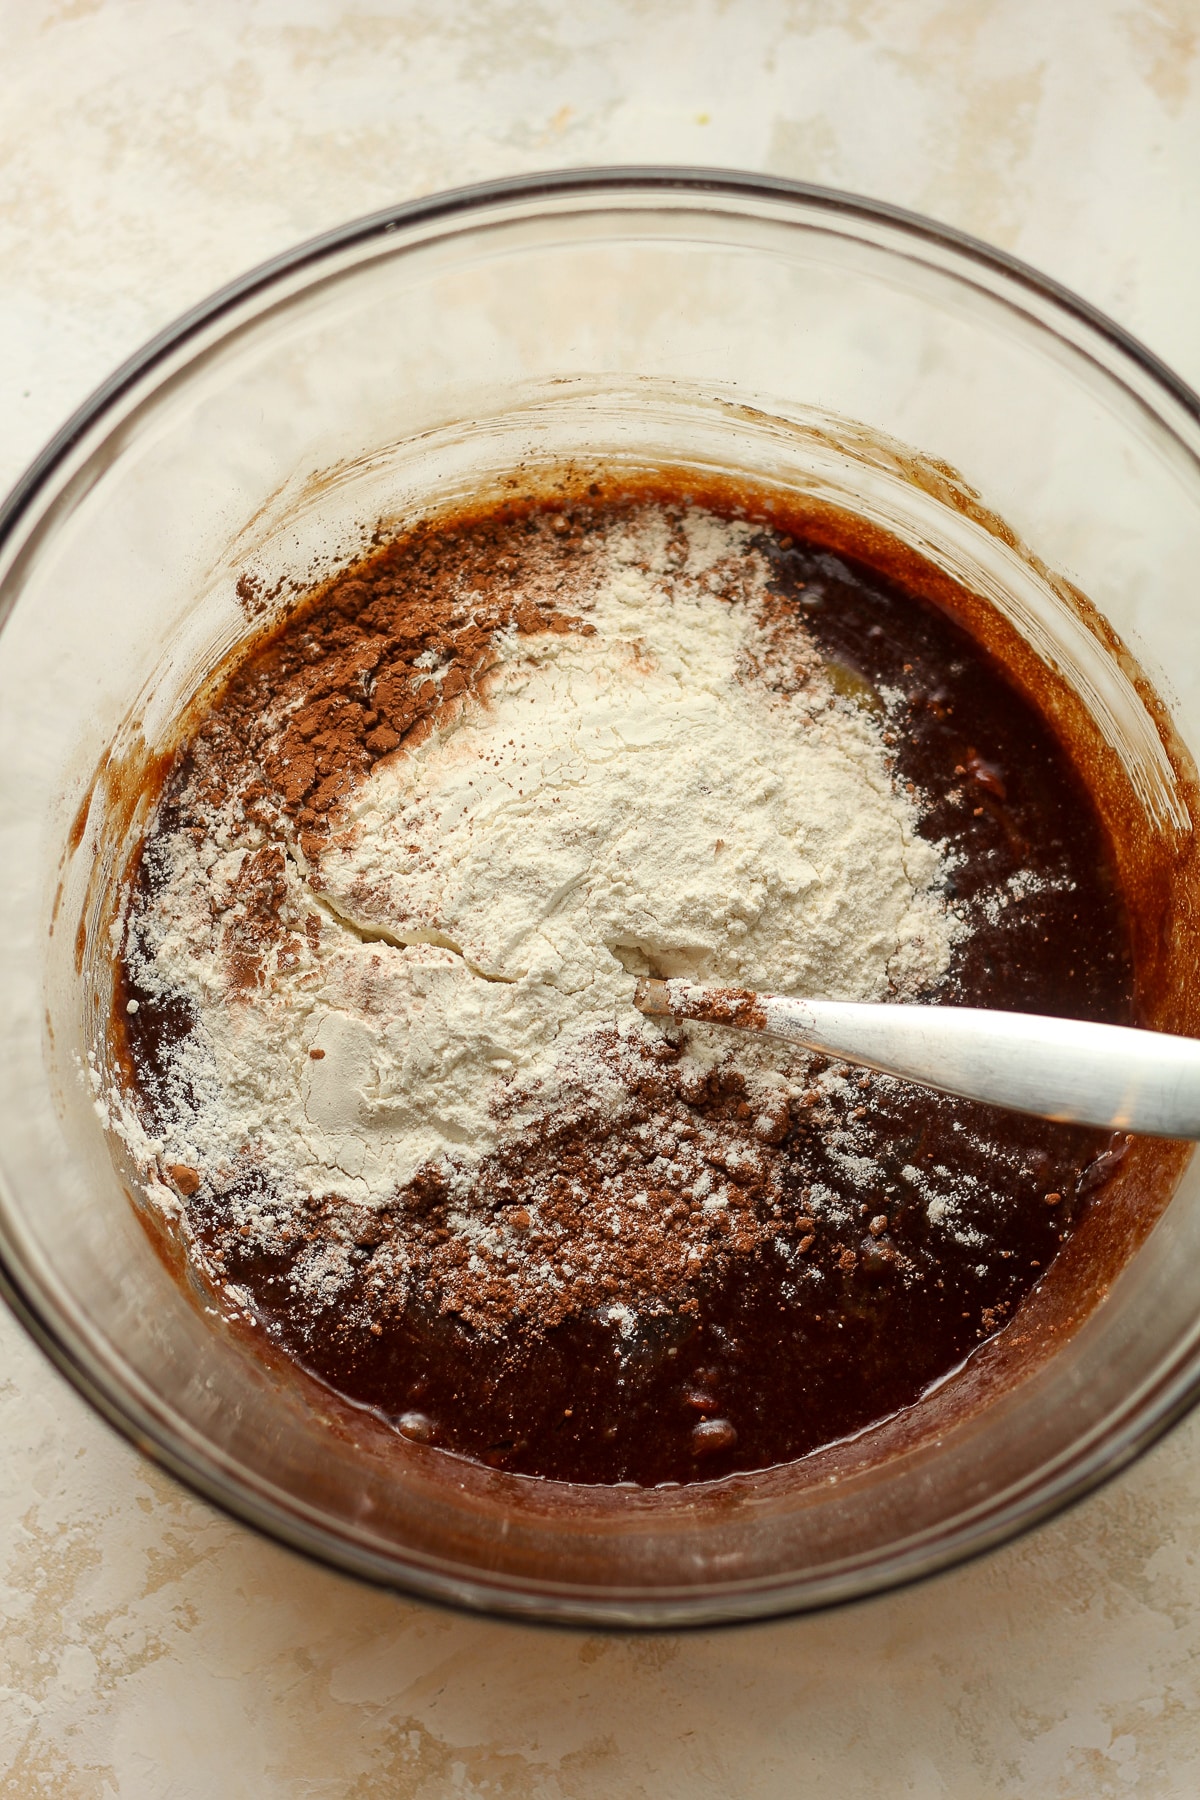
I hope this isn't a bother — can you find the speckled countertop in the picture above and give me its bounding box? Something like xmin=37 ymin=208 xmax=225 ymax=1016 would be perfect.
xmin=4 ymin=4 xmax=1200 ymax=1794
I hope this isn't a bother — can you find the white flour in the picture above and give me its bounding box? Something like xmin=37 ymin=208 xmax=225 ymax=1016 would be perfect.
xmin=113 ymin=507 xmax=962 ymax=1216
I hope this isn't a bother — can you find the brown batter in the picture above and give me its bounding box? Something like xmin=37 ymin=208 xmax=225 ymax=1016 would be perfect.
xmin=116 ymin=482 xmax=1147 ymax=1487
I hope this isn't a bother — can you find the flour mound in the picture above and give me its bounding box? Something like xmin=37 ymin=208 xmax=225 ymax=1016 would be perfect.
xmin=115 ymin=505 xmax=961 ymax=1227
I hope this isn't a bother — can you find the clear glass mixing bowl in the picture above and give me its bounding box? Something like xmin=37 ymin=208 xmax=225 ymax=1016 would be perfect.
xmin=3 ymin=169 xmax=1200 ymax=1628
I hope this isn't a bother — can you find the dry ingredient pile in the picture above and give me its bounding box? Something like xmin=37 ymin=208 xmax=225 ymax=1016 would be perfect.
xmin=107 ymin=487 xmax=1134 ymax=1485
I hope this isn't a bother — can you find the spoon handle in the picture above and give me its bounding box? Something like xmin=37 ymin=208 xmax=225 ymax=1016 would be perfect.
xmin=633 ymin=979 xmax=1200 ymax=1139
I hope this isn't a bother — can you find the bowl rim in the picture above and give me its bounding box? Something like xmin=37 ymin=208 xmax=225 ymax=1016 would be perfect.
xmin=4 ymin=165 xmax=1200 ymax=1630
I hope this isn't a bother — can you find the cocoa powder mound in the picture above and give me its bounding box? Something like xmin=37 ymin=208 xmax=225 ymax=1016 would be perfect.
xmin=162 ymin=504 xmax=599 ymax=973
xmin=170 ymin=507 xmax=597 ymax=842
xmin=187 ymin=1026 xmax=856 ymax=1342
xmin=383 ymin=1030 xmax=797 ymax=1333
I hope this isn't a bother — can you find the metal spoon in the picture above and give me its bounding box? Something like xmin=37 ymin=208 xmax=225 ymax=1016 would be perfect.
xmin=633 ymin=978 xmax=1200 ymax=1139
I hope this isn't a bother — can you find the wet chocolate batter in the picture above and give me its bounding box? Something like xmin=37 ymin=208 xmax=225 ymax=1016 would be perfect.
xmin=116 ymin=491 xmax=1136 ymax=1488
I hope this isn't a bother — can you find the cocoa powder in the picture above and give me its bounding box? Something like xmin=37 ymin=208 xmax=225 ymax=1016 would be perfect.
xmin=188 ymin=1024 xmax=811 ymax=1339
xmin=165 ymin=502 xmax=598 ymax=984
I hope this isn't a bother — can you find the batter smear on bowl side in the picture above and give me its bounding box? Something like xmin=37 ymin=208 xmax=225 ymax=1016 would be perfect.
xmin=104 ymin=482 xmax=1136 ymax=1485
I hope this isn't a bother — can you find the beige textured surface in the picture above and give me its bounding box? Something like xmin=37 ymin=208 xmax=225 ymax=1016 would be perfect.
xmin=4 ymin=2 xmax=1200 ymax=1793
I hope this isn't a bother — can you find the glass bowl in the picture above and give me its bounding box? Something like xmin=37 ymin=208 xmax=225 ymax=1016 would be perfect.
xmin=3 ymin=169 xmax=1200 ymax=1630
